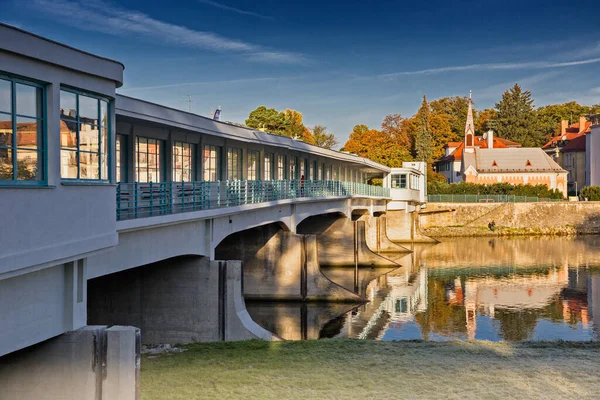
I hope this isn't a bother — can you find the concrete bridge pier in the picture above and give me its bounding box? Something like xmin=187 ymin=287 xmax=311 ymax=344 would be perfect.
xmin=385 ymin=210 xmax=439 ymax=244
xmin=362 ymin=214 xmax=412 ymax=253
xmin=0 ymin=325 xmax=140 ymax=400
xmin=87 ymin=257 xmax=278 ymax=345
xmin=215 ymin=223 xmax=363 ymax=302
xmin=297 ymin=214 xmax=401 ymax=268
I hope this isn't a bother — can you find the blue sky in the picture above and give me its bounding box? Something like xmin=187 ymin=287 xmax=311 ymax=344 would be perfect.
xmin=3 ymin=0 xmax=600 ymax=145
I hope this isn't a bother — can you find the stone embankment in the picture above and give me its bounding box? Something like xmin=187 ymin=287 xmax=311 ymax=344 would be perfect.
xmin=419 ymin=202 xmax=600 ymax=237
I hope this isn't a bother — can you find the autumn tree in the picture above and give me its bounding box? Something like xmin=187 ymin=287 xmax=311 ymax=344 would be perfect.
xmin=381 ymin=114 xmax=413 ymax=150
xmin=342 ymin=124 xmax=411 ymax=167
xmin=495 ymin=84 xmax=544 ymax=147
xmin=311 ymin=125 xmax=338 ymax=149
xmin=414 ymin=96 xmax=434 ymax=163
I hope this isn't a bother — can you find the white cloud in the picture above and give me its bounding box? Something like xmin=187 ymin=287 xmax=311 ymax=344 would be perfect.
xmin=30 ymin=0 xmax=305 ymax=64
xmin=369 ymin=57 xmax=600 ymax=80
xmin=196 ymin=0 xmax=272 ymax=20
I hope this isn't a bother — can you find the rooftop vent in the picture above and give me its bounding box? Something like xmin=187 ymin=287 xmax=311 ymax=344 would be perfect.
xmin=526 ymin=160 xmax=532 ymax=167
xmin=492 ymin=160 xmax=498 ymax=167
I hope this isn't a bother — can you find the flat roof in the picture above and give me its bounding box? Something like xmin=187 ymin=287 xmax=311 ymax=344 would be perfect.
xmin=116 ymin=94 xmax=390 ymax=173
xmin=0 ymin=23 xmax=124 ymax=87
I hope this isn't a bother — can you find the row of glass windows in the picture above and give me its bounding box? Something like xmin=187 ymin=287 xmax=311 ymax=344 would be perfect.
xmin=390 ymin=173 xmax=421 ymax=190
xmin=115 ymin=136 xmax=366 ymax=183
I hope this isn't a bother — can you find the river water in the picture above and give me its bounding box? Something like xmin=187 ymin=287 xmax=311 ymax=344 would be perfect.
xmin=246 ymin=236 xmax=600 ymax=341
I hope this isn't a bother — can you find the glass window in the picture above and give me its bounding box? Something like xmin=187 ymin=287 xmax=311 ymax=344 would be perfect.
xmin=264 ymin=153 xmax=273 ymax=180
xmin=173 ymin=141 xmax=194 ymax=182
xmin=289 ymin=156 xmax=297 ymax=180
xmin=277 ymin=155 xmax=286 ymax=180
xmin=309 ymin=161 xmax=315 ymax=181
xmin=319 ymin=163 xmax=324 ymax=180
xmin=227 ymin=147 xmax=242 ymax=180
xmin=247 ymin=150 xmax=259 ymax=180
xmin=116 ymin=134 xmax=126 ymax=182
xmin=136 ymin=137 xmax=163 ymax=183
xmin=300 ymin=158 xmax=306 ymax=179
xmin=0 ymin=76 xmax=44 ymax=182
xmin=203 ymin=145 xmax=220 ymax=181
xmin=60 ymin=89 xmax=109 ymax=180
xmin=400 ymin=174 xmax=407 ymax=188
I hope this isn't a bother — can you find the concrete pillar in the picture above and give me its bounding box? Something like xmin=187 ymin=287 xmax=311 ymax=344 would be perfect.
xmin=298 ymin=214 xmax=400 ymax=268
xmin=362 ymin=215 xmax=411 ymax=253
xmin=215 ymin=224 xmax=362 ymax=302
xmin=385 ymin=210 xmax=438 ymax=243
xmin=103 ymin=326 xmax=141 ymax=400
xmin=0 ymin=325 xmax=140 ymax=400
xmin=87 ymin=256 xmax=280 ymax=345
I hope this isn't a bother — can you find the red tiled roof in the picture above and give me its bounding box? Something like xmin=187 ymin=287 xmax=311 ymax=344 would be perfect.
xmin=562 ymin=135 xmax=586 ymax=152
xmin=436 ymin=136 xmax=522 ymax=163
xmin=446 ymin=142 xmax=462 ymax=148
xmin=542 ymin=121 xmax=592 ymax=149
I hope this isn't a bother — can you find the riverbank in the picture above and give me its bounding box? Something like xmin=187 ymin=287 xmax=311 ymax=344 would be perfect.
xmin=141 ymin=340 xmax=600 ymax=399
xmin=420 ymin=202 xmax=600 ymax=237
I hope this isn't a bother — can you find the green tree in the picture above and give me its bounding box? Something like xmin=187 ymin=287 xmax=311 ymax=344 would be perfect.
xmin=475 ymin=108 xmax=498 ymax=135
xmin=495 ymin=84 xmax=544 ymax=147
xmin=245 ymin=106 xmax=287 ymax=133
xmin=415 ymin=96 xmax=433 ymax=162
xmin=311 ymin=125 xmax=338 ymax=149
xmin=430 ymin=96 xmax=471 ymax=140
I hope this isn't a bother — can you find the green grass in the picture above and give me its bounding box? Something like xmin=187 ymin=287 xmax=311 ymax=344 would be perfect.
xmin=141 ymin=340 xmax=600 ymax=399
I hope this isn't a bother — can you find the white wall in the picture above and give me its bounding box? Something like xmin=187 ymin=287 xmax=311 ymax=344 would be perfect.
xmin=587 ymin=126 xmax=600 ymax=186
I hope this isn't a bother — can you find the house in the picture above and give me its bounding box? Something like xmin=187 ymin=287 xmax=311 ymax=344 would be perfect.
xmin=587 ymin=114 xmax=600 ymax=186
xmin=542 ymin=118 xmax=590 ymax=193
xmin=458 ymin=93 xmax=569 ymax=197
xmin=434 ymin=95 xmax=520 ymax=183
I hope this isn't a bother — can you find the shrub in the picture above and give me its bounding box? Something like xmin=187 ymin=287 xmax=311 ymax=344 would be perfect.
xmin=427 ymin=181 xmax=563 ymax=199
xmin=580 ymin=186 xmax=600 ymax=201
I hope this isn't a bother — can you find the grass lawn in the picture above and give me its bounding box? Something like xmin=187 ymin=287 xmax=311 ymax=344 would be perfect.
xmin=142 ymin=340 xmax=600 ymax=399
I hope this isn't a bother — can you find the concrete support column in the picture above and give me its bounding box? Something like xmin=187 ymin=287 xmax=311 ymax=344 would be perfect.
xmin=361 ymin=215 xmax=411 ymax=253
xmin=0 ymin=325 xmax=140 ymax=400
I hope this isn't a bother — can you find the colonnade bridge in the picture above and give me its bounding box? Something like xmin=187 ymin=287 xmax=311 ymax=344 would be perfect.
xmin=0 ymin=23 xmax=428 ymax=400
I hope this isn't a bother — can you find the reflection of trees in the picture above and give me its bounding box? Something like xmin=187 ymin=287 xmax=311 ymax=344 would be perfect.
xmin=414 ymin=278 xmax=466 ymax=340
xmin=0 ymin=159 xmax=36 ymax=180
xmin=493 ymin=309 xmax=538 ymax=341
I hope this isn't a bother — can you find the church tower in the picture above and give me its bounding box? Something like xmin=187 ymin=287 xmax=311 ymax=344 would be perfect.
xmin=464 ymin=90 xmax=475 ymax=152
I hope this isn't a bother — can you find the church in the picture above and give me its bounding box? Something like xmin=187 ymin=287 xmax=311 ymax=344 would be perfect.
xmin=437 ymin=93 xmax=568 ymax=198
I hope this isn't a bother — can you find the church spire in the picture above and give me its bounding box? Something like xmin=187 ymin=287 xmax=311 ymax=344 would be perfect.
xmin=464 ymin=90 xmax=475 ymax=148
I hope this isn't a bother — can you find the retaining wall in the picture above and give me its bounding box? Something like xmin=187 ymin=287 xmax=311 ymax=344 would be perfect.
xmin=420 ymin=202 xmax=600 ymax=237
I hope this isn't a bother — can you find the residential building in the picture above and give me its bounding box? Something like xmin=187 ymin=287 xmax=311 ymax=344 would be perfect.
xmin=458 ymin=93 xmax=568 ymax=197
xmin=542 ymin=118 xmax=590 ymax=194
xmin=586 ymin=114 xmax=600 ymax=187
xmin=434 ymin=99 xmax=520 ymax=183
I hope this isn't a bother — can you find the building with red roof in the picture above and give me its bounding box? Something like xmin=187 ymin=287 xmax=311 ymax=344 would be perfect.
xmin=542 ymin=117 xmax=590 ymax=194
xmin=435 ymin=93 xmax=568 ymax=197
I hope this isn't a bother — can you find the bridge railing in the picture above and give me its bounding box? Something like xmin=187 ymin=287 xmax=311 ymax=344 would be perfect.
xmin=117 ymin=180 xmax=390 ymax=220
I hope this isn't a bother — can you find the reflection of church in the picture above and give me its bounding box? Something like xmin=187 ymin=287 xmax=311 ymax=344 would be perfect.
xmin=443 ymin=264 xmax=600 ymax=340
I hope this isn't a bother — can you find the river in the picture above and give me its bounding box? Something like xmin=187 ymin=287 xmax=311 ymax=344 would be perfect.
xmin=246 ymin=236 xmax=600 ymax=341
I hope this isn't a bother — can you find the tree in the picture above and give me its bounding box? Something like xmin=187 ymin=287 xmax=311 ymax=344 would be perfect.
xmin=311 ymin=125 xmax=338 ymax=149
xmin=475 ymin=108 xmax=498 ymax=135
xmin=430 ymin=113 xmax=455 ymax=160
xmin=537 ymin=102 xmax=593 ymax=141
xmin=414 ymin=96 xmax=434 ymax=162
xmin=430 ymin=96 xmax=471 ymax=140
xmin=245 ymin=106 xmax=314 ymax=144
xmin=245 ymin=106 xmax=286 ymax=133
xmin=495 ymin=84 xmax=544 ymax=147
xmin=342 ymin=124 xmax=412 ymax=167
xmin=381 ymin=114 xmax=413 ymax=150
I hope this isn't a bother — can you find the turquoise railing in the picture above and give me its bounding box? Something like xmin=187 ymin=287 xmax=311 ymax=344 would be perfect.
xmin=427 ymin=194 xmax=564 ymax=203
xmin=117 ymin=180 xmax=390 ymax=220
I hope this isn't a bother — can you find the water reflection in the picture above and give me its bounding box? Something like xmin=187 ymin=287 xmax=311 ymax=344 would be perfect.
xmin=248 ymin=236 xmax=600 ymax=341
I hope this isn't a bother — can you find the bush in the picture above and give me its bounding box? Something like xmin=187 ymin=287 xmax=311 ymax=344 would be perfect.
xmin=427 ymin=181 xmax=564 ymax=199
xmin=580 ymin=186 xmax=600 ymax=201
